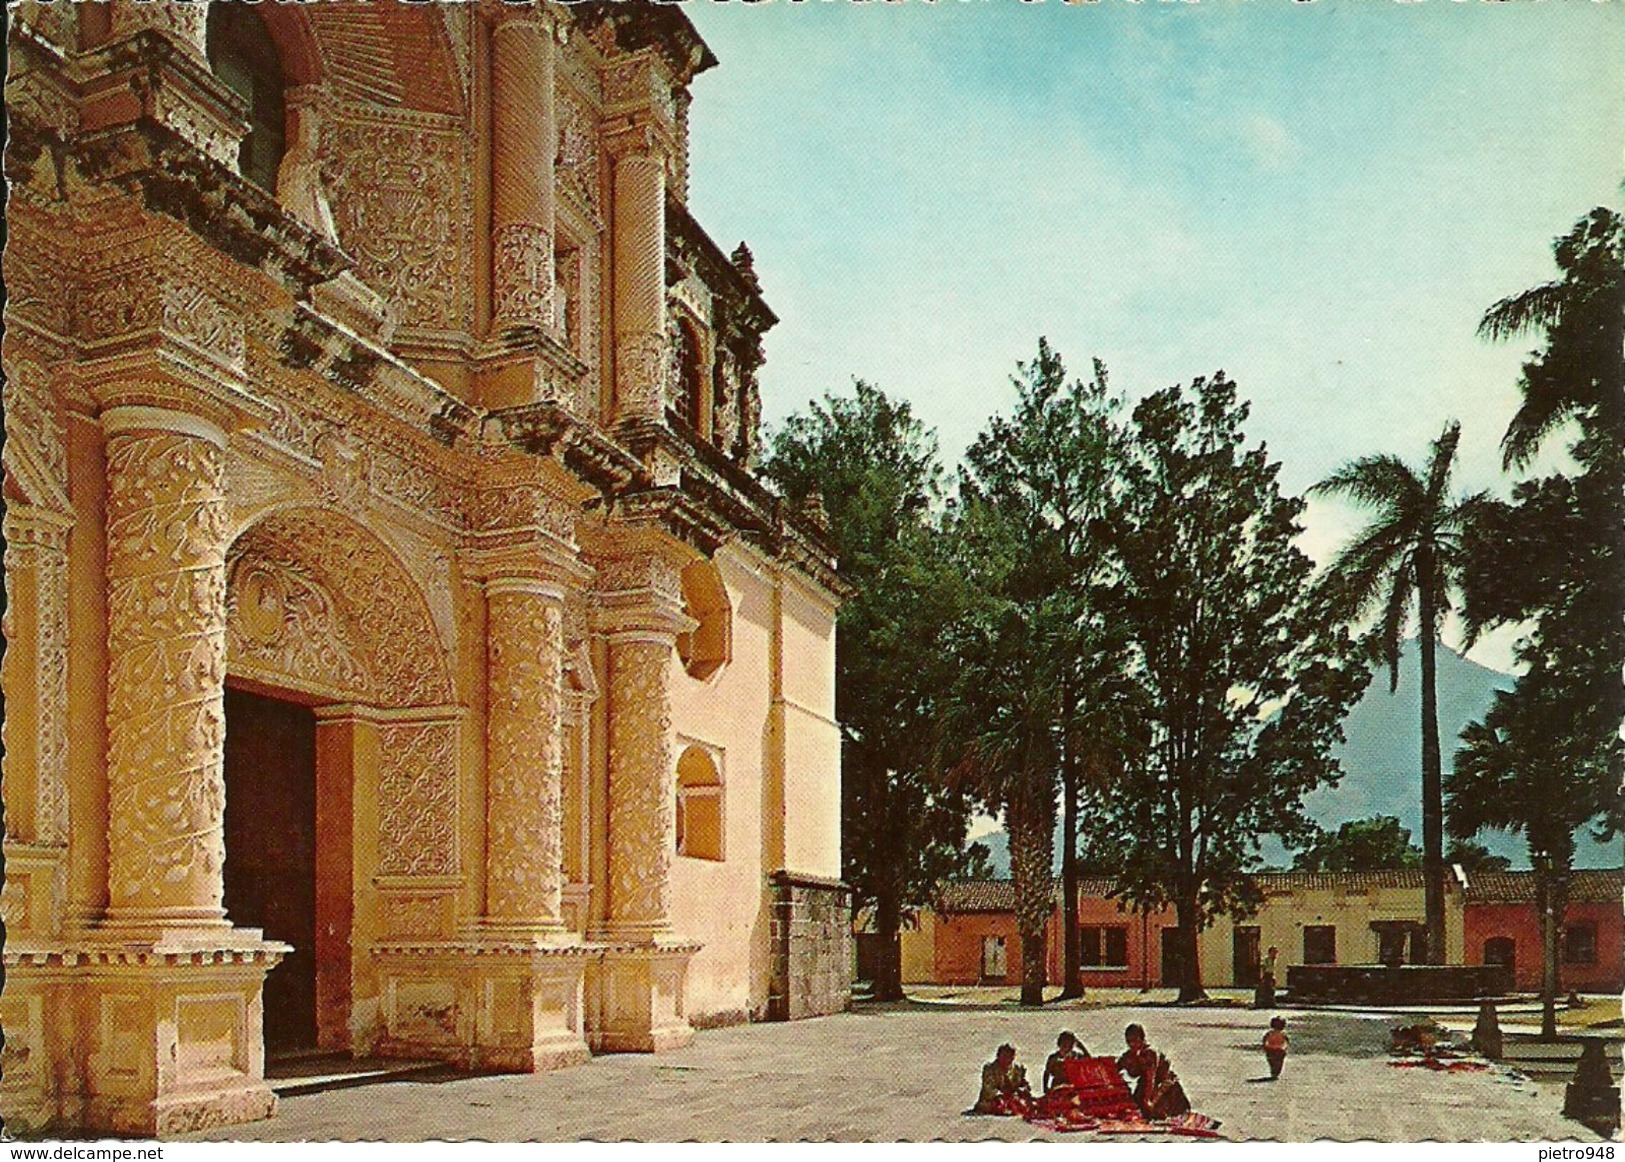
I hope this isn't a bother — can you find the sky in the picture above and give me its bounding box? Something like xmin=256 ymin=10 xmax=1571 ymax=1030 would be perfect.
xmin=682 ymin=0 xmax=1625 ymax=674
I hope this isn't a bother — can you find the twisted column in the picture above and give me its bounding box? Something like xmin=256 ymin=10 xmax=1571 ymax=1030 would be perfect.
xmin=611 ymin=146 xmax=667 ymax=422
xmin=483 ymin=576 xmax=568 ymax=935
xmin=101 ymin=406 xmax=232 ymax=930
xmin=490 ymin=11 xmax=557 ymax=334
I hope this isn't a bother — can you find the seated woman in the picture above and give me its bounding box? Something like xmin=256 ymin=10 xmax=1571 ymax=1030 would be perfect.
xmin=1115 ymin=1023 xmax=1189 ymax=1119
xmin=972 ymin=1043 xmax=1033 ymax=1115
xmin=1043 ymin=1031 xmax=1089 ymax=1092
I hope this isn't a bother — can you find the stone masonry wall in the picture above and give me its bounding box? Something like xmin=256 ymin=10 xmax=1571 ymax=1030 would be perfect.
xmin=768 ymin=871 xmax=852 ymax=1021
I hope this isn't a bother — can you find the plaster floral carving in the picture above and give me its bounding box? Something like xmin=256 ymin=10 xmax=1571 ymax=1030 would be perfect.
xmin=104 ymin=428 xmax=230 ymax=916
xmin=615 ymin=329 xmax=667 ymax=421
xmin=226 ymin=552 xmax=374 ymax=698
xmin=229 ymin=511 xmax=454 ymax=708
xmin=377 ymin=720 xmax=459 ymax=878
xmin=492 ymin=223 xmax=556 ymax=332
xmin=556 ymin=94 xmax=601 ymax=214
xmin=315 ymin=428 xmax=373 ymax=511
xmin=606 ymin=635 xmax=675 ymax=929
xmin=324 ymin=110 xmax=472 ymax=335
xmin=485 ymin=590 xmax=566 ymax=926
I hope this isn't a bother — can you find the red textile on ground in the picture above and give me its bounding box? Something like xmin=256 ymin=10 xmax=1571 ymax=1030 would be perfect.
xmin=1018 ymin=1059 xmax=1222 ymax=1138
xmin=1030 ymin=1058 xmax=1141 ymax=1121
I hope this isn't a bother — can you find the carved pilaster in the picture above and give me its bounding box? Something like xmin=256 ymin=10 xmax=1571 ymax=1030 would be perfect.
xmin=110 ymin=0 xmax=210 ymax=58
xmin=1 ymin=507 xmax=74 ymax=847
xmin=588 ymin=543 xmax=694 ymax=942
xmin=490 ymin=9 xmax=558 ymax=335
xmin=611 ymin=146 xmax=668 ymax=424
xmin=277 ymin=86 xmax=339 ymax=244
xmin=483 ymin=577 xmax=568 ymax=935
xmin=101 ymin=405 xmax=232 ymax=930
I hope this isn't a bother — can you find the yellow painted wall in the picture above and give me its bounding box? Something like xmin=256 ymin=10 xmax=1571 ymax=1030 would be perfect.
xmin=1197 ymin=880 xmax=1468 ymax=987
xmin=902 ymin=912 xmax=936 ymax=984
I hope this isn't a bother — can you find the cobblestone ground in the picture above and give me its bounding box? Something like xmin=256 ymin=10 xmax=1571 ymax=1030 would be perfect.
xmin=189 ymin=1004 xmax=1590 ymax=1143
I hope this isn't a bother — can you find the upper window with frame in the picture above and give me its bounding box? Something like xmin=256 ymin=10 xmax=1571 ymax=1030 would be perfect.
xmin=206 ymin=3 xmax=286 ymax=193
xmin=1563 ymin=923 xmax=1597 ymax=965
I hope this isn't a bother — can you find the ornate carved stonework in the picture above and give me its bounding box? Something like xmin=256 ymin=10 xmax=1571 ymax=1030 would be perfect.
xmin=615 ymin=329 xmax=667 ymax=421
xmin=228 ymin=511 xmax=454 ymax=709
xmin=377 ymin=719 xmax=460 ymax=878
xmin=556 ymin=92 xmax=602 ymax=215
xmin=102 ymin=416 xmax=231 ymax=922
xmin=324 ymin=109 xmax=473 ymax=337
xmin=484 ymin=586 xmax=566 ymax=929
xmin=492 ymin=223 xmax=557 ymax=332
xmin=604 ymin=634 xmax=675 ymax=934
xmin=226 ymin=552 xmax=373 ymax=698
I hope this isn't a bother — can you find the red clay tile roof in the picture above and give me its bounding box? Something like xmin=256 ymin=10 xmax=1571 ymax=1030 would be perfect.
xmin=1251 ymin=870 xmax=1431 ymax=893
xmin=1465 ymin=869 xmax=1623 ymax=904
xmin=937 ymin=880 xmax=1021 ymax=912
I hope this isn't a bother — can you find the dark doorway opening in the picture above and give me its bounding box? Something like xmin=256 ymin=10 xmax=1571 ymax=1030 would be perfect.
xmin=224 ymin=686 xmax=319 ymax=1054
xmin=1233 ymin=925 xmax=1261 ymax=987
xmin=1160 ymin=927 xmax=1183 ymax=987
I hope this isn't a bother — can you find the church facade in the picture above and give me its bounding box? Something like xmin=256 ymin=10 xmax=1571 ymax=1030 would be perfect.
xmin=2 ymin=0 xmax=847 ymax=1137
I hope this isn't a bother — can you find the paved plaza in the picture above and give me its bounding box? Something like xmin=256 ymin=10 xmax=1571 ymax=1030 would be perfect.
xmin=185 ymin=1001 xmax=1597 ymax=1143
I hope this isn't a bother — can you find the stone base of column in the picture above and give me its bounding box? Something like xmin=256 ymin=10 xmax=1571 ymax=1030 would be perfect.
xmin=585 ymin=940 xmax=700 ymax=1054
xmin=1 ymin=932 xmax=286 ymax=1138
xmin=371 ymin=940 xmax=595 ymax=1072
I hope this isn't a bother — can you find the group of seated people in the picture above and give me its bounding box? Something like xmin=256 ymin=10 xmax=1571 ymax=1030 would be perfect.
xmin=973 ymin=1025 xmax=1191 ymax=1121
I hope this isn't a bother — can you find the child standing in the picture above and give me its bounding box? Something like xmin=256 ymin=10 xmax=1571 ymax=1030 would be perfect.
xmin=1262 ymin=1016 xmax=1289 ymax=1079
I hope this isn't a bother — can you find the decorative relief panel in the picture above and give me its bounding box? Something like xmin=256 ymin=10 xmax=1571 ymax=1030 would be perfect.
xmin=226 ymin=552 xmax=374 ymax=699
xmin=324 ymin=109 xmax=473 ymax=336
xmin=229 ymin=511 xmax=454 ymax=709
xmin=492 ymin=223 xmax=556 ymax=331
xmin=556 ymin=92 xmax=601 ymax=215
xmin=377 ymin=720 xmax=459 ymax=878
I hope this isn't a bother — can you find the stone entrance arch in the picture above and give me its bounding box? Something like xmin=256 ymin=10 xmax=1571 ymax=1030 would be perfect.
xmin=224 ymin=506 xmax=461 ymax=1054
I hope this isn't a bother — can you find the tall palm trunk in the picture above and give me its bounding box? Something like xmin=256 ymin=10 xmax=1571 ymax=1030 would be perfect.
xmin=1008 ymin=787 xmax=1055 ymax=1007
xmin=1536 ymin=867 xmax=1558 ymax=1041
xmin=1418 ymin=555 xmax=1447 ymax=965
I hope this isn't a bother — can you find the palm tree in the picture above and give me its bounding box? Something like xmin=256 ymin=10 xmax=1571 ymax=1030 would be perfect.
xmin=1311 ymin=421 xmax=1487 ymax=964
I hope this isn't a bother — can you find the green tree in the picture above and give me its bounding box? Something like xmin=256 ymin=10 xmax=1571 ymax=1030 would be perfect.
xmin=1467 ymin=206 xmax=1625 ymax=814
xmin=1449 ymin=669 xmax=1617 ymax=1038
xmin=1311 ymin=421 xmax=1488 ymax=965
xmin=954 ymin=340 xmax=1131 ymax=999
xmin=1099 ymin=374 xmax=1367 ymax=1001
xmin=764 ymin=382 xmax=982 ymax=1001
xmin=937 ymin=484 xmax=1068 ymax=1006
xmin=1291 ymin=816 xmax=1422 ymax=872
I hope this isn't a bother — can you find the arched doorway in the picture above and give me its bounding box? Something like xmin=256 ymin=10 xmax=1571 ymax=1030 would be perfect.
xmin=224 ymin=507 xmax=455 ymax=1057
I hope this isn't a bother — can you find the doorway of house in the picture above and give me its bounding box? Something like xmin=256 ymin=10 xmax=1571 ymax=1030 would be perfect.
xmin=1233 ymin=925 xmax=1262 ymax=987
xmin=1160 ymin=927 xmax=1184 ymax=987
xmin=223 ymin=685 xmax=319 ymax=1055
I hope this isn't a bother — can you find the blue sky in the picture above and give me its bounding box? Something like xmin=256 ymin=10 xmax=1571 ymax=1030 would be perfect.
xmin=683 ymin=0 xmax=1624 ymax=672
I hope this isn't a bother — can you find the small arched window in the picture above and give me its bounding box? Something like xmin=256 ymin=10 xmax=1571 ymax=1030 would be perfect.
xmin=207 ymin=4 xmax=287 ymax=192
xmin=676 ymin=746 xmax=723 ymax=862
xmin=676 ymin=559 xmax=730 ymax=681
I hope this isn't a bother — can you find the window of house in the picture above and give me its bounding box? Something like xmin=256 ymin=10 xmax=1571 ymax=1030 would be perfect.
xmin=1564 ymin=923 xmax=1597 ymax=965
xmin=675 ymin=746 xmax=723 ymax=861
xmin=1304 ymin=925 xmax=1337 ymax=965
xmin=1080 ymin=926 xmax=1129 ymax=968
xmin=206 ymin=4 xmax=286 ymax=193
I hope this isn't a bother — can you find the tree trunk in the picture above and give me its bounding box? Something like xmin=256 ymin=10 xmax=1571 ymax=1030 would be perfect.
xmin=1174 ymin=894 xmax=1206 ymax=1003
xmin=1008 ymin=787 xmax=1056 ymax=1007
xmin=1418 ymin=572 xmax=1447 ymax=966
xmin=1059 ymin=743 xmax=1082 ymax=999
xmin=874 ymin=889 xmax=905 ymax=1003
xmin=1537 ymin=868 xmax=1558 ymax=1041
